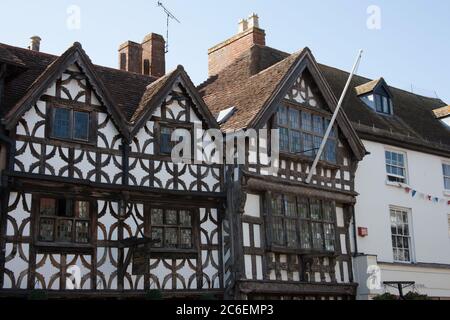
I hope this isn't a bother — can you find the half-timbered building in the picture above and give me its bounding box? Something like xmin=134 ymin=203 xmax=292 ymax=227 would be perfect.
xmin=0 ymin=34 xmax=226 ymax=299
xmin=199 ymin=15 xmax=367 ymax=300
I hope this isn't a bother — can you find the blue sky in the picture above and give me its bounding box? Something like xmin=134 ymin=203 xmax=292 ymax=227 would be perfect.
xmin=1 ymin=0 xmax=449 ymax=102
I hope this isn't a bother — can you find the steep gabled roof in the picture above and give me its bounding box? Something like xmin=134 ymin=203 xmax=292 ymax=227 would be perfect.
xmin=0 ymin=42 xmax=218 ymax=140
xmin=199 ymin=45 xmax=367 ymax=160
xmin=130 ymin=65 xmax=219 ymax=136
xmin=199 ymin=45 xmax=450 ymax=157
xmin=2 ymin=42 xmax=131 ymax=139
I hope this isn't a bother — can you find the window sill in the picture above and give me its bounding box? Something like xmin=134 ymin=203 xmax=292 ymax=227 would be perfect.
xmin=279 ymin=152 xmax=339 ymax=169
xmin=149 ymin=248 xmax=198 ymax=259
xmin=385 ymin=180 xmax=409 ymax=188
xmin=268 ymin=245 xmax=337 ymax=257
xmin=35 ymin=242 xmax=94 ymax=254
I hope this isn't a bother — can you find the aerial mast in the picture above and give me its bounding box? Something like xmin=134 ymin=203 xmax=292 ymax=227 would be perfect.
xmin=157 ymin=1 xmax=181 ymax=53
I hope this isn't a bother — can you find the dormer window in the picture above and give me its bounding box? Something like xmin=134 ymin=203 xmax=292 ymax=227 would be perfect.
xmin=374 ymin=94 xmax=392 ymax=115
xmin=356 ymin=78 xmax=393 ymax=115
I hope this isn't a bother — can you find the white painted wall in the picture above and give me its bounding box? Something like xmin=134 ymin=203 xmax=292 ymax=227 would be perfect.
xmin=354 ymin=139 xmax=450 ymax=298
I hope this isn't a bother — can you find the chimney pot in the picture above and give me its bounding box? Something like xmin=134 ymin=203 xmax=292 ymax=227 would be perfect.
xmin=248 ymin=13 xmax=259 ymax=29
xmin=238 ymin=18 xmax=248 ymax=33
xmin=29 ymin=36 xmax=41 ymax=52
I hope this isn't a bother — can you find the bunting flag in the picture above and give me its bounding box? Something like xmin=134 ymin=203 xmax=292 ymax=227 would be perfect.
xmin=396 ymin=183 xmax=450 ymax=206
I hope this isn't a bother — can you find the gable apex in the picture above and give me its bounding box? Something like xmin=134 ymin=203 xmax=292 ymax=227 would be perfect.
xmin=2 ymin=42 xmax=129 ymax=140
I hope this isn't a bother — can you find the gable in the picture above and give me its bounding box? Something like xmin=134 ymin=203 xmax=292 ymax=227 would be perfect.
xmin=16 ymin=62 xmax=121 ymax=150
xmin=284 ymin=70 xmax=328 ymax=112
xmin=3 ymin=43 xmax=128 ymax=140
xmin=252 ymin=53 xmax=366 ymax=161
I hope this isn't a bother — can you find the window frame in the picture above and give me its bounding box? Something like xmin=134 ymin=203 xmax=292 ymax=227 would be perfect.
xmin=389 ymin=206 xmax=414 ymax=263
xmin=385 ymin=149 xmax=408 ymax=184
xmin=145 ymin=204 xmax=200 ymax=258
xmin=277 ymin=102 xmax=338 ymax=163
xmin=268 ymin=193 xmax=337 ymax=254
xmin=47 ymin=104 xmax=97 ymax=145
xmin=32 ymin=194 xmax=96 ymax=253
xmin=154 ymin=119 xmax=194 ymax=159
xmin=442 ymin=162 xmax=450 ymax=191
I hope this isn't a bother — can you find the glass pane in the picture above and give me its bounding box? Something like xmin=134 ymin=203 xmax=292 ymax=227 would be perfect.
xmin=286 ymin=219 xmax=298 ymax=248
xmin=165 ymin=228 xmax=178 ymax=248
xmin=313 ymin=136 xmax=322 ymax=157
xmin=284 ymin=195 xmax=297 ymax=217
xmin=271 ymin=195 xmax=283 ymax=216
xmin=40 ymin=198 xmax=56 ymax=216
xmin=160 ymin=126 xmax=173 ymax=154
xmin=298 ymin=198 xmax=309 ymax=219
xmin=151 ymin=227 xmax=163 ymax=248
xmin=290 ymin=130 xmax=301 ymax=153
xmin=301 ymin=112 xmax=312 ymax=132
xmin=56 ymin=219 xmax=73 ymax=242
xmin=151 ymin=209 xmax=163 ymax=225
xmin=280 ymin=128 xmax=289 ymax=152
xmin=53 ymin=108 xmax=70 ymax=139
xmin=75 ymin=221 xmax=90 ymax=243
xmin=375 ymin=95 xmax=383 ymax=113
xmin=325 ymin=140 xmax=337 ymax=163
xmin=300 ymin=221 xmax=311 ymax=249
xmin=278 ymin=105 xmax=288 ymax=126
xmin=325 ymin=119 xmax=337 ymax=137
xmin=272 ymin=217 xmax=285 ymax=246
xmin=445 ymin=177 xmax=450 ymax=190
xmin=73 ymin=111 xmax=89 ymax=141
xmin=310 ymin=199 xmax=321 ymax=220
xmin=289 ymin=109 xmax=300 ymax=129
xmin=312 ymin=222 xmax=324 ymax=250
xmin=322 ymin=201 xmax=334 ymax=221
xmin=382 ymin=96 xmax=390 ymax=114
xmin=179 ymin=210 xmax=191 ymax=227
xmin=75 ymin=201 xmax=89 ymax=219
xmin=39 ymin=218 xmax=55 ymax=241
xmin=57 ymin=199 xmax=73 ymax=217
xmin=324 ymin=223 xmax=335 ymax=251
xmin=312 ymin=115 xmax=324 ymax=135
xmin=165 ymin=210 xmax=178 ymax=225
xmin=180 ymin=229 xmax=192 ymax=249
xmin=443 ymin=164 xmax=450 ymax=176
xmin=302 ymin=133 xmax=313 ymax=156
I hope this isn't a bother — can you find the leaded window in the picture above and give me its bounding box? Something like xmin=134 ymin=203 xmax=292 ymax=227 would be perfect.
xmin=270 ymin=194 xmax=336 ymax=252
xmin=149 ymin=208 xmax=193 ymax=249
xmin=277 ymin=105 xmax=337 ymax=163
xmin=37 ymin=197 xmax=91 ymax=245
xmin=51 ymin=107 xmax=90 ymax=142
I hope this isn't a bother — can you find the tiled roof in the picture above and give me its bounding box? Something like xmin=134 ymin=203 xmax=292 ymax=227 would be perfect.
xmin=199 ymin=45 xmax=450 ymax=154
xmin=198 ymin=45 xmax=302 ymax=131
xmin=0 ymin=42 xmax=155 ymax=121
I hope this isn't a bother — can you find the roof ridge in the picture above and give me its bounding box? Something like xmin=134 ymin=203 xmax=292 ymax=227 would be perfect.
xmin=319 ymin=63 xmax=447 ymax=104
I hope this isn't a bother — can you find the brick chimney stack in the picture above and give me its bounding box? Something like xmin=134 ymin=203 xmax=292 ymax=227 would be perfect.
xmin=29 ymin=36 xmax=41 ymax=52
xmin=118 ymin=33 xmax=166 ymax=77
xmin=208 ymin=13 xmax=266 ymax=77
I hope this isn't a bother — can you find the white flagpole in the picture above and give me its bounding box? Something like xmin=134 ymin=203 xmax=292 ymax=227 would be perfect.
xmin=305 ymin=49 xmax=363 ymax=184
